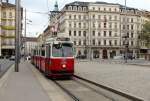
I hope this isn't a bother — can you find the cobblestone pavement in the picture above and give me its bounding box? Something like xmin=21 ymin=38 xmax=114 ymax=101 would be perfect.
xmin=75 ymin=61 xmax=150 ymax=101
xmin=0 ymin=59 xmax=14 ymax=78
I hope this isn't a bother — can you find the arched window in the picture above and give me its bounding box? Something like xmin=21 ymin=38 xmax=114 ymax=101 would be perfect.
xmin=69 ymin=6 xmax=72 ymax=10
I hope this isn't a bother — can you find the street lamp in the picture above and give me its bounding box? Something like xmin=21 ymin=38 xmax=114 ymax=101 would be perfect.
xmin=124 ymin=0 xmax=128 ymax=63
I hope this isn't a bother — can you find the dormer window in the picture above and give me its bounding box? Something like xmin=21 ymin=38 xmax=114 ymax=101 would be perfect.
xmin=69 ymin=6 xmax=72 ymax=10
xmin=73 ymin=6 xmax=77 ymax=11
xmin=79 ymin=7 xmax=82 ymax=11
xmin=93 ymin=7 xmax=95 ymax=10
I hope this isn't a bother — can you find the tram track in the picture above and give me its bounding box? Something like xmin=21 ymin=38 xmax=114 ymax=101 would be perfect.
xmin=73 ymin=75 xmax=144 ymax=101
xmin=54 ymin=79 xmax=127 ymax=101
xmin=53 ymin=75 xmax=144 ymax=101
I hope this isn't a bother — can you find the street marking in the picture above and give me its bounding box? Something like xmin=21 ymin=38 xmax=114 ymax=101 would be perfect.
xmin=29 ymin=63 xmax=70 ymax=101
xmin=0 ymin=65 xmax=14 ymax=89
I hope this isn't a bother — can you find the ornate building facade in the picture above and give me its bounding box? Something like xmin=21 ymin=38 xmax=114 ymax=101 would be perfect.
xmin=49 ymin=1 xmax=149 ymax=59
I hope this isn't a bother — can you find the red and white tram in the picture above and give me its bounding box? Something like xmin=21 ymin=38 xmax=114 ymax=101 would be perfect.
xmin=31 ymin=36 xmax=74 ymax=77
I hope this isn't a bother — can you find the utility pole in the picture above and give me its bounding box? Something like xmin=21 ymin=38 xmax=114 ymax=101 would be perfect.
xmin=24 ymin=8 xmax=26 ymax=60
xmin=15 ymin=0 xmax=20 ymax=72
xmin=124 ymin=0 xmax=128 ymax=63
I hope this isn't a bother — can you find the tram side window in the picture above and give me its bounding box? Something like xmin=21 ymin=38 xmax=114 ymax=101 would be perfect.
xmin=33 ymin=50 xmax=36 ymax=55
xmin=41 ymin=49 xmax=45 ymax=57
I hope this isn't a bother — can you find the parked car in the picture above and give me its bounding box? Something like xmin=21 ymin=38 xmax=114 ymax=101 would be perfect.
xmin=76 ymin=55 xmax=86 ymax=59
xmin=26 ymin=56 xmax=31 ymax=60
xmin=113 ymin=55 xmax=124 ymax=60
xmin=9 ymin=56 xmax=15 ymax=61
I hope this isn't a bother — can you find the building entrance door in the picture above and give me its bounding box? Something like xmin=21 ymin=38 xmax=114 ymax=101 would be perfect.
xmin=102 ymin=49 xmax=108 ymax=59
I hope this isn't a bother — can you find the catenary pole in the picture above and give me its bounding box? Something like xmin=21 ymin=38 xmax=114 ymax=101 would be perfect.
xmin=24 ymin=8 xmax=26 ymax=60
xmin=15 ymin=0 xmax=20 ymax=72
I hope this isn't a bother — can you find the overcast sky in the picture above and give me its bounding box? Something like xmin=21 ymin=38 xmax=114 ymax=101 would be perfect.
xmin=8 ymin=0 xmax=150 ymax=37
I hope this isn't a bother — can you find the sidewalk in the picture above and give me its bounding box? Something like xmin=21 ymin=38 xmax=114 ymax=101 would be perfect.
xmin=0 ymin=61 xmax=51 ymax=101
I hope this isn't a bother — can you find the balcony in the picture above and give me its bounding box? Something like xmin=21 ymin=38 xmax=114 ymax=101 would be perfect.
xmin=1 ymin=25 xmax=15 ymax=30
xmin=0 ymin=34 xmax=15 ymax=39
xmin=1 ymin=43 xmax=15 ymax=49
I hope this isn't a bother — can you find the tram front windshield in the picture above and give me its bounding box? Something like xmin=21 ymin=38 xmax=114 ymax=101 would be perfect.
xmin=52 ymin=43 xmax=73 ymax=57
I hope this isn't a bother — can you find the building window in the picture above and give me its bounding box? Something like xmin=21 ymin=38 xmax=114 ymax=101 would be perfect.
xmin=79 ymin=40 xmax=81 ymax=45
xmin=109 ymin=8 xmax=111 ymax=12
xmin=127 ymin=25 xmax=129 ymax=30
xmin=98 ymin=23 xmax=101 ymax=28
xmin=69 ymin=22 xmax=71 ymax=28
xmin=131 ymin=32 xmax=134 ymax=38
xmin=104 ymin=22 xmax=106 ymax=28
xmin=92 ymin=39 xmax=95 ymax=45
xmin=114 ymin=8 xmax=117 ymax=12
xmin=92 ymin=7 xmax=95 ymax=10
xmin=109 ymin=40 xmax=112 ymax=46
xmin=104 ymin=8 xmax=106 ymax=11
xmin=92 ymin=31 xmax=95 ymax=36
xmin=74 ymin=41 xmax=76 ymax=45
xmin=73 ymin=6 xmax=77 ymax=11
xmin=79 ymin=23 xmax=81 ymax=28
xmin=98 ymin=15 xmax=101 ymax=19
xmin=9 ymin=12 xmax=12 ymax=18
xmin=83 ymin=15 xmax=86 ymax=19
xmin=78 ymin=15 xmax=81 ymax=19
xmin=83 ymin=40 xmax=86 ymax=45
xmin=92 ymin=14 xmax=95 ymax=19
xmin=83 ymin=7 xmax=86 ymax=11
xmin=74 ymin=22 xmax=76 ymax=27
xmin=127 ymin=32 xmax=129 ymax=38
xmin=104 ymin=31 xmax=106 ymax=37
xmin=127 ymin=18 xmax=129 ymax=22
xmin=69 ymin=6 xmax=72 ymax=10
xmin=93 ymin=22 xmax=95 ymax=28
xmin=109 ymin=15 xmax=111 ymax=20
xmin=78 ymin=7 xmax=82 ymax=11
xmin=99 ymin=8 xmax=100 ymax=11
xmin=131 ymin=41 xmax=134 ymax=46
xmin=104 ymin=15 xmax=106 ymax=20
xmin=83 ymin=31 xmax=86 ymax=36
xmin=83 ymin=23 xmax=86 ymax=28
xmin=109 ymin=31 xmax=112 ymax=37
xmin=123 ymin=25 xmax=125 ymax=29
xmin=115 ymin=40 xmax=117 ymax=45
xmin=98 ymin=32 xmax=101 ymax=36
xmin=98 ymin=41 xmax=101 ymax=45
xmin=131 ymin=25 xmax=134 ymax=30
xmin=115 ymin=23 xmax=117 ymax=29
xmin=74 ymin=31 xmax=76 ymax=36
xmin=79 ymin=31 xmax=81 ymax=36
xmin=109 ymin=23 xmax=112 ymax=28
xmin=69 ymin=30 xmax=71 ymax=36
xmin=74 ymin=15 xmax=76 ymax=19
xmin=131 ymin=18 xmax=133 ymax=23
xmin=114 ymin=16 xmax=117 ymax=20
xmin=114 ymin=33 xmax=117 ymax=37
xmin=104 ymin=40 xmax=106 ymax=45
xmin=69 ymin=15 xmax=71 ymax=19
xmin=3 ymin=12 xmax=6 ymax=18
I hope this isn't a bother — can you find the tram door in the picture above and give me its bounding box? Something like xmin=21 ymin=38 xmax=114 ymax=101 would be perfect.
xmin=45 ymin=44 xmax=51 ymax=72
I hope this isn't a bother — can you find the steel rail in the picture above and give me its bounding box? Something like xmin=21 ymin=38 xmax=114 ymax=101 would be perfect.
xmin=53 ymin=80 xmax=80 ymax=101
xmin=74 ymin=75 xmax=144 ymax=101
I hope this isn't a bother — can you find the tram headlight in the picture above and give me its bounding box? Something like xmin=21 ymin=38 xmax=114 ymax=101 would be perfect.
xmin=62 ymin=64 xmax=66 ymax=68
